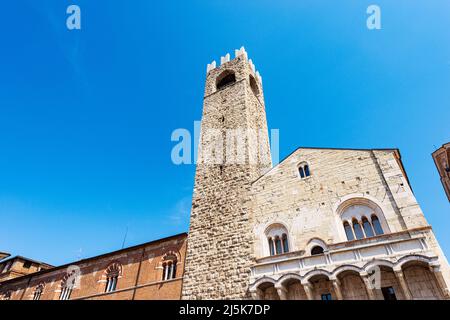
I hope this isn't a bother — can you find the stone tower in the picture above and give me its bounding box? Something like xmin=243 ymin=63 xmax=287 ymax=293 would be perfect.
xmin=181 ymin=47 xmax=272 ymax=299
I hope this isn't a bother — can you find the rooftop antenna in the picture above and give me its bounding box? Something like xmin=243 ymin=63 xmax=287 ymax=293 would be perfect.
xmin=121 ymin=225 xmax=129 ymax=249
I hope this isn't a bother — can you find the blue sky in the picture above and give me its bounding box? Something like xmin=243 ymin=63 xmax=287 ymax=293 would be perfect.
xmin=0 ymin=0 xmax=449 ymax=266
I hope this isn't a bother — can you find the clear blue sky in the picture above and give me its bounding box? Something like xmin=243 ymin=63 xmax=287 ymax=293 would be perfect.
xmin=1 ymin=0 xmax=449 ymax=266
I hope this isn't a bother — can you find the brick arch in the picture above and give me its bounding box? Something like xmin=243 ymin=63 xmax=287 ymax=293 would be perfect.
xmin=104 ymin=262 xmax=123 ymax=277
xmin=161 ymin=250 xmax=180 ymax=262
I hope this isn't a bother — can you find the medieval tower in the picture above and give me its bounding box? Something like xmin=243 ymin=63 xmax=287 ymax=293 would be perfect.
xmin=181 ymin=48 xmax=272 ymax=299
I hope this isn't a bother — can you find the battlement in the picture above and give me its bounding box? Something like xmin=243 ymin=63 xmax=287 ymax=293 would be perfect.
xmin=206 ymin=46 xmax=262 ymax=85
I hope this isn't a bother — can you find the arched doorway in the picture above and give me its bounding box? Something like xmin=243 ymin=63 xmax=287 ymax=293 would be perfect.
xmin=402 ymin=262 xmax=443 ymax=300
xmin=337 ymin=270 xmax=369 ymax=300
xmin=308 ymin=274 xmax=336 ymax=300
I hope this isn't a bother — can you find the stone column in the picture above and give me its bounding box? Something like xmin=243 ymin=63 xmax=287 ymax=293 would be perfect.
xmin=361 ymin=273 xmax=376 ymax=300
xmin=250 ymin=288 xmax=264 ymax=300
xmin=275 ymin=285 xmax=288 ymax=300
xmin=394 ymin=269 xmax=413 ymax=300
xmin=430 ymin=265 xmax=450 ymax=300
xmin=331 ymin=278 xmax=343 ymax=300
xmin=301 ymin=281 xmax=314 ymax=300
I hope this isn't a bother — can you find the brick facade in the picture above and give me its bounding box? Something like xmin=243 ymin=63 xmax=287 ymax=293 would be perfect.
xmin=0 ymin=233 xmax=187 ymax=300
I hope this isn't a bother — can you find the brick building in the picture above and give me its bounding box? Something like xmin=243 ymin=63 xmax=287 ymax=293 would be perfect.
xmin=1 ymin=48 xmax=449 ymax=300
xmin=0 ymin=256 xmax=53 ymax=283
xmin=0 ymin=233 xmax=186 ymax=300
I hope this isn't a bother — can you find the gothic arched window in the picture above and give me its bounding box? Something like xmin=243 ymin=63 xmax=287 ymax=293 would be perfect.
xmin=33 ymin=284 xmax=44 ymax=300
xmin=371 ymin=215 xmax=384 ymax=235
xmin=2 ymin=290 xmax=11 ymax=300
xmin=352 ymin=219 xmax=364 ymax=240
xmin=362 ymin=216 xmax=375 ymax=237
xmin=343 ymin=221 xmax=354 ymax=241
xmin=105 ymin=263 xmax=122 ymax=293
xmin=162 ymin=253 xmax=178 ymax=281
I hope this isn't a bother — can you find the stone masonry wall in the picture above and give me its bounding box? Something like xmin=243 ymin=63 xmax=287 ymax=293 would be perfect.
xmin=182 ymin=54 xmax=272 ymax=299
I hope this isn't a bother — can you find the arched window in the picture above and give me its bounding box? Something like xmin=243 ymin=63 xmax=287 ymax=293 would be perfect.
xmin=371 ymin=215 xmax=384 ymax=235
xmin=249 ymin=75 xmax=260 ymax=96
xmin=216 ymin=70 xmax=236 ymax=90
xmin=274 ymin=236 xmax=282 ymax=254
xmin=162 ymin=253 xmax=178 ymax=281
xmin=352 ymin=219 xmax=364 ymax=240
xmin=2 ymin=290 xmax=11 ymax=300
xmin=282 ymin=234 xmax=289 ymax=253
xmin=304 ymin=165 xmax=310 ymax=177
xmin=311 ymin=246 xmax=324 ymax=255
xmin=268 ymin=238 xmax=275 ymax=256
xmin=59 ymin=271 xmax=77 ymax=300
xmin=299 ymin=166 xmax=305 ymax=178
xmin=265 ymin=224 xmax=290 ymax=256
xmin=105 ymin=263 xmax=121 ymax=293
xmin=362 ymin=217 xmax=375 ymax=237
xmin=338 ymin=199 xmax=390 ymax=242
xmin=343 ymin=221 xmax=354 ymax=241
xmin=298 ymin=163 xmax=311 ymax=179
xmin=33 ymin=284 xmax=44 ymax=300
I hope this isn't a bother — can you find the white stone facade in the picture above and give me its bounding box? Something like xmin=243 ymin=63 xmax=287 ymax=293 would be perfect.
xmin=182 ymin=49 xmax=450 ymax=300
xmin=249 ymin=148 xmax=450 ymax=300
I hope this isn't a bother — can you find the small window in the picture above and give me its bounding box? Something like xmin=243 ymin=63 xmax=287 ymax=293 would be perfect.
xmin=344 ymin=222 xmax=354 ymax=241
xmin=216 ymin=70 xmax=236 ymax=90
xmin=352 ymin=219 xmax=364 ymax=240
xmin=282 ymin=234 xmax=289 ymax=253
xmin=299 ymin=167 xmax=305 ymax=178
xmin=104 ymin=263 xmax=121 ymax=293
xmin=371 ymin=215 xmax=384 ymax=235
xmin=162 ymin=254 xmax=178 ymax=281
xmin=321 ymin=293 xmax=332 ymax=300
xmin=59 ymin=287 xmax=72 ymax=300
xmin=265 ymin=224 xmax=290 ymax=256
xmin=298 ymin=163 xmax=311 ymax=179
xmin=275 ymin=237 xmax=282 ymax=255
xmin=304 ymin=165 xmax=310 ymax=177
xmin=249 ymin=75 xmax=260 ymax=96
xmin=105 ymin=276 xmax=118 ymax=293
xmin=311 ymin=246 xmax=324 ymax=256
xmin=23 ymin=261 xmax=32 ymax=269
xmin=381 ymin=287 xmax=397 ymax=300
xmin=33 ymin=284 xmax=44 ymax=300
xmin=268 ymin=238 xmax=275 ymax=256
xmin=362 ymin=217 xmax=374 ymax=238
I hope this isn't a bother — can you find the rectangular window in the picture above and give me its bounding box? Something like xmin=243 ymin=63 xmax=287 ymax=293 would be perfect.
xmin=321 ymin=293 xmax=332 ymax=300
xmin=23 ymin=261 xmax=32 ymax=269
xmin=381 ymin=287 xmax=397 ymax=300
